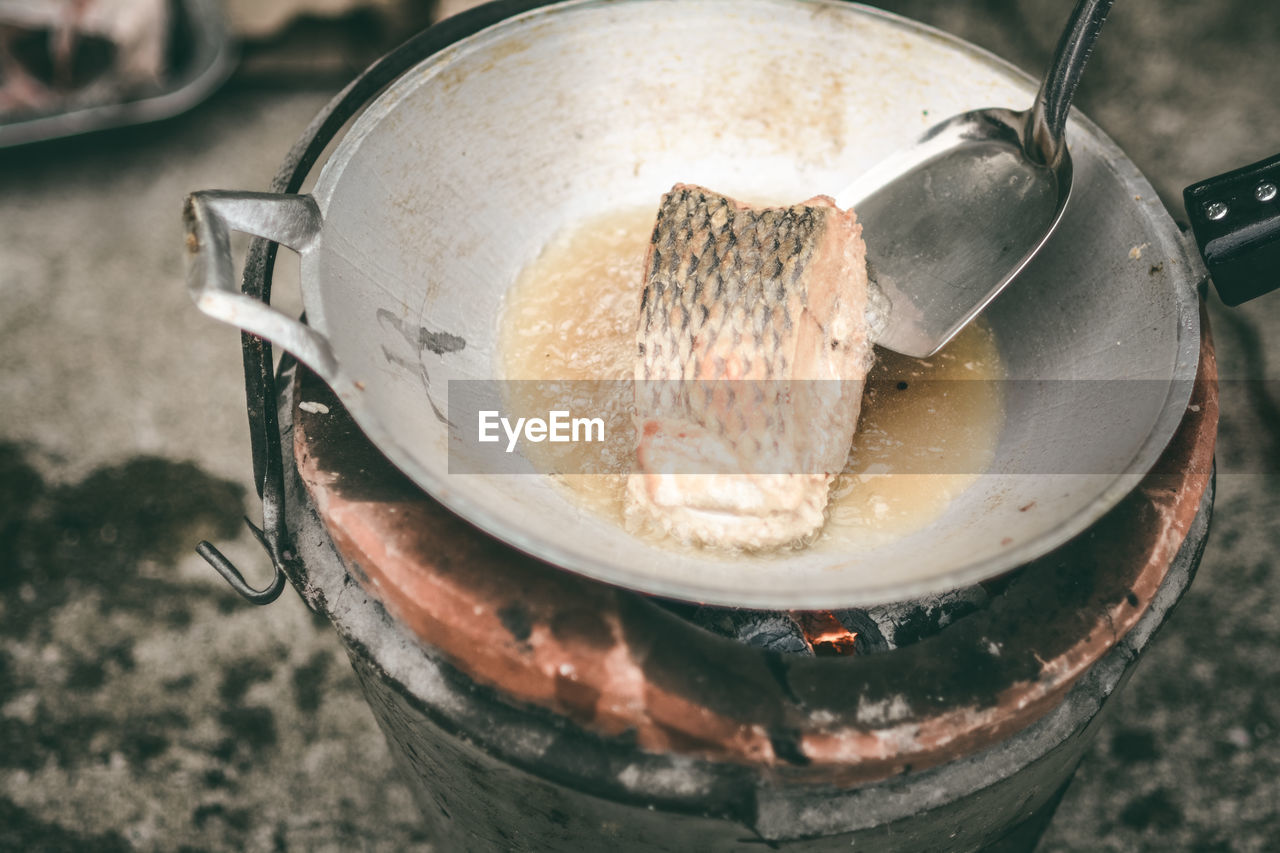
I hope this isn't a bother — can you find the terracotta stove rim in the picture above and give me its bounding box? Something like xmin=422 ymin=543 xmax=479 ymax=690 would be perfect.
xmin=287 ymin=312 xmax=1218 ymax=785
xmin=285 ymin=442 xmax=1211 ymax=813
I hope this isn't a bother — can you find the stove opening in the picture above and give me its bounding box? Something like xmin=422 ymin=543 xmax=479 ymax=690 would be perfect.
xmin=793 ymin=611 xmax=859 ymax=657
xmin=657 ymin=582 xmax=994 ymax=656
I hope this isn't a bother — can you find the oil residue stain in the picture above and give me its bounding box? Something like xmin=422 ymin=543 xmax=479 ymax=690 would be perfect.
xmin=0 ymin=443 xmax=244 ymax=827
xmin=0 ymin=444 xmax=245 ymax=636
xmin=497 ymin=207 xmax=1006 ymax=554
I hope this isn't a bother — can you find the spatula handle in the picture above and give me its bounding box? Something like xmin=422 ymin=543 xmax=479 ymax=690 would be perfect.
xmin=1027 ymin=0 xmax=1116 ymax=166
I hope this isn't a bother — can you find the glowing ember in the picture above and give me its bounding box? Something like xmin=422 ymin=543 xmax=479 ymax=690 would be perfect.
xmin=792 ymin=611 xmax=859 ymax=657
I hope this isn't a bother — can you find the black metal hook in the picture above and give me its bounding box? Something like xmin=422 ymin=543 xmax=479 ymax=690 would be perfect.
xmin=196 ymin=516 xmax=287 ymax=605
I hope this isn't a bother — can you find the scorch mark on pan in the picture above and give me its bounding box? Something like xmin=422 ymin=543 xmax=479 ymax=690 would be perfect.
xmin=376 ymin=308 xmax=467 ymax=425
xmin=376 ymin=308 xmax=467 ymax=355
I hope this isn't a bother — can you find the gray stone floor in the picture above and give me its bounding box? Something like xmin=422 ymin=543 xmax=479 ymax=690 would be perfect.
xmin=1 ymin=1 xmax=1278 ymax=850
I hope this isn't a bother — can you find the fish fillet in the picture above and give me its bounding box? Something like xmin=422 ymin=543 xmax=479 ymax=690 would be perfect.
xmin=626 ymin=184 xmax=876 ymax=549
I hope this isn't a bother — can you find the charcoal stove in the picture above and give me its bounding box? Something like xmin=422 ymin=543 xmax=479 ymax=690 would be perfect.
xmin=185 ymin=3 xmax=1223 ymax=849
xmin=237 ymin=327 xmax=1210 ymax=852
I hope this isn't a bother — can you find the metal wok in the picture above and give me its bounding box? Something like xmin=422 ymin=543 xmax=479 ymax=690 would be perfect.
xmin=185 ymin=0 xmax=1201 ymax=608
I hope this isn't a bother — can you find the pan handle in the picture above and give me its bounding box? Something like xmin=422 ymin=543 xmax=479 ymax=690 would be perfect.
xmin=1184 ymin=152 xmax=1280 ymax=306
xmin=183 ymin=190 xmax=341 ymax=384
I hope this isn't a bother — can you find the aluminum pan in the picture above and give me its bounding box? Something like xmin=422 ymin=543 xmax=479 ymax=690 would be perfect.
xmin=285 ymin=0 xmax=1199 ymax=607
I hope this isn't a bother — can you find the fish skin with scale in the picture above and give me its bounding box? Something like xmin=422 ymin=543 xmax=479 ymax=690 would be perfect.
xmin=626 ymin=184 xmax=878 ymax=549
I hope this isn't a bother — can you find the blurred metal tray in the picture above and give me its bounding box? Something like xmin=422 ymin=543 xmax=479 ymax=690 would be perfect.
xmin=0 ymin=0 xmax=235 ymax=147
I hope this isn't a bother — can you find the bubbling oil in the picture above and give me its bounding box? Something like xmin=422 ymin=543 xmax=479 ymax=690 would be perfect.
xmin=497 ymin=207 xmax=1005 ymax=552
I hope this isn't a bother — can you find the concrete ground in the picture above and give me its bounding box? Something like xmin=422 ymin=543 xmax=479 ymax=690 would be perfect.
xmin=1 ymin=0 xmax=1277 ymax=850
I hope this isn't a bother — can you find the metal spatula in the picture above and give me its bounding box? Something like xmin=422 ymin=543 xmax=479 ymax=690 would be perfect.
xmin=836 ymin=0 xmax=1115 ymax=358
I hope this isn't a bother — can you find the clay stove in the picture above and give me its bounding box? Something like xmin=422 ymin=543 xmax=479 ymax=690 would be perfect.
xmin=259 ymin=325 xmax=1216 ymax=852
